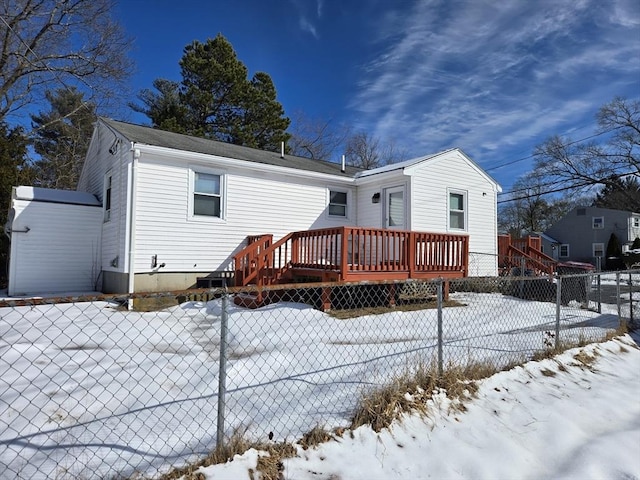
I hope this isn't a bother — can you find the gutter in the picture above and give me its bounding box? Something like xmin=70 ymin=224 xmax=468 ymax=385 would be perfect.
xmin=127 ymin=144 xmax=140 ymax=299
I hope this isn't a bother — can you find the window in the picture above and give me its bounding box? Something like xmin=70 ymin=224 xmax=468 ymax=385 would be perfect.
xmin=559 ymin=244 xmax=570 ymax=258
xmin=593 ymin=243 xmax=604 ymax=258
xmin=328 ymin=190 xmax=347 ymax=217
xmin=592 ymin=216 xmax=604 ymax=229
xmin=633 ymin=217 xmax=640 ymax=228
xmin=104 ymin=173 xmax=112 ymax=222
xmin=193 ymin=172 xmax=221 ymax=217
xmin=448 ymin=190 xmax=467 ymax=230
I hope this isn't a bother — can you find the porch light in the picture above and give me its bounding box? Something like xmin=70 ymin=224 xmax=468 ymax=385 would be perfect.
xmin=372 ymin=192 xmax=380 ymax=203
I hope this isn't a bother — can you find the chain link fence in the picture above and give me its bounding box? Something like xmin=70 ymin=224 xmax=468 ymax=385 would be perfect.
xmin=1 ymin=270 xmax=638 ymax=479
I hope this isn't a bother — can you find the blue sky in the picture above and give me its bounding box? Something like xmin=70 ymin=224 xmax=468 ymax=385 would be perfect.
xmin=115 ymin=0 xmax=640 ymax=194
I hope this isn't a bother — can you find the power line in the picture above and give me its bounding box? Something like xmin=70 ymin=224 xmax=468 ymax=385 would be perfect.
xmin=485 ymin=125 xmax=623 ymax=173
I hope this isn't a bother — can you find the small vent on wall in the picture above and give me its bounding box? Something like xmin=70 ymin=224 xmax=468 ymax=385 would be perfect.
xmin=577 ymin=208 xmax=586 ymax=216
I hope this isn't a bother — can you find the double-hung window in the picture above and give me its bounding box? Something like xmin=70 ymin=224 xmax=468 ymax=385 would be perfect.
xmin=329 ymin=190 xmax=348 ymax=217
xmin=104 ymin=173 xmax=112 ymax=222
xmin=593 ymin=243 xmax=604 ymax=258
xmin=559 ymin=244 xmax=570 ymax=258
xmin=193 ymin=172 xmax=222 ymax=218
xmin=592 ymin=217 xmax=604 ymax=229
xmin=448 ymin=190 xmax=467 ymax=230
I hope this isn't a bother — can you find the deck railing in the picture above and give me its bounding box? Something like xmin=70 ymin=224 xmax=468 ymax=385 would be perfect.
xmin=234 ymin=227 xmax=469 ymax=287
xmin=498 ymin=234 xmax=557 ymax=276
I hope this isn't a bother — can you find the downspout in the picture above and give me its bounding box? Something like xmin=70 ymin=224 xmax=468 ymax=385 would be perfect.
xmin=127 ymin=144 xmax=140 ymax=299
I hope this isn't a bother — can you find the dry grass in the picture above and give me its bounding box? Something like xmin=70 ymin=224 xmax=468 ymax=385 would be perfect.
xmin=157 ymin=428 xmax=295 ymax=480
xmin=154 ymin=329 xmax=633 ymax=479
xmin=349 ymin=360 xmax=496 ymax=432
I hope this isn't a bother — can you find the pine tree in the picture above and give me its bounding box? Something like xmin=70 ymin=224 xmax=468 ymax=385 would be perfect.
xmin=0 ymin=123 xmax=32 ymax=287
xmin=132 ymin=34 xmax=290 ymax=151
xmin=30 ymin=88 xmax=97 ymax=189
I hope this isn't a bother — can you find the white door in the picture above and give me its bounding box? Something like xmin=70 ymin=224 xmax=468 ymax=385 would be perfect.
xmin=384 ymin=186 xmax=406 ymax=230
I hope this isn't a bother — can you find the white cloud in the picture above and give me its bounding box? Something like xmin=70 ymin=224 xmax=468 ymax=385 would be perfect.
xmin=348 ymin=0 xmax=640 ymax=173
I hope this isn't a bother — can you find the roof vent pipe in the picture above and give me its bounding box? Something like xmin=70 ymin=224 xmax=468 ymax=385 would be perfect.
xmin=341 ymin=154 xmax=346 ymax=173
xmin=281 ymin=141 xmax=285 ymax=159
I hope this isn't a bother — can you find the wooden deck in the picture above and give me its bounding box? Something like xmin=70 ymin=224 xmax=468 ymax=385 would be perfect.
xmin=234 ymin=227 xmax=469 ymax=289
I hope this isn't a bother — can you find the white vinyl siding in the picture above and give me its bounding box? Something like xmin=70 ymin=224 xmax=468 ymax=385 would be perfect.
xmin=8 ymin=199 xmax=102 ymax=295
xmin=133 ymin=156 xmax=355 ymax=274
xmin=76 ymin=123 xmax=129 ymax=274
xmin=405 ymin=151 xmax=498 ymax=276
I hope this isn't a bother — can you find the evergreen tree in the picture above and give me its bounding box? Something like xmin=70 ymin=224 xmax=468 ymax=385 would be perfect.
xmin=0 ymin=123 xmax=32 ymax=288
xmin=132 ymin=34 xmax=290 ymax=151
xmin=593 ymin=175 xmax=640 ymax=212
xmin=30 ymin=88 xmax=97 ymax=189
xmin=605 ymin=233 xmax=623 ymax=270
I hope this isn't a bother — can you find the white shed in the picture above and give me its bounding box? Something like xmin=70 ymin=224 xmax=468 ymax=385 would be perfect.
xmin=5 ymin=186 xmax=103 ymax=296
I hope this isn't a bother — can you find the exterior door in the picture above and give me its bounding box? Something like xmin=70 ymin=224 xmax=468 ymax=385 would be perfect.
xmin=384 ymin=186 xmax=406 ymax=230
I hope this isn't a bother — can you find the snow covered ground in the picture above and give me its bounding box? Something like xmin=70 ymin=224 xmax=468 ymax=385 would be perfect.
xmin=0 ymin=278 xmax=638 ymax=479
xmin=205 ymin=333 xmax=640 ymax=480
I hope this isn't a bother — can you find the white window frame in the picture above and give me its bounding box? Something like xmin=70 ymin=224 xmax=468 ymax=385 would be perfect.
xmin=593 ymin=243 xmax=604 ymax=258
xmin=327 ymin=188 xmax=349 ymax=219
xmin=447 ymin=189 xmax=468 ymax=231
xmin=559 ymin=244 xmax=570 ymax=258
xmin=103 ymin=172 xmax=112 ymax=222
xmin=633 ymin=217 xmax=640 ymax=228
xmin=188 ymin=168 xmax=226 ymax=221
xmin=592 ymin=216 xmax=604 ymax=229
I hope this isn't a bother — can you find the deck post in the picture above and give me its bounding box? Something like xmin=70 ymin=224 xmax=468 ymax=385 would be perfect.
xmin=388 ymin=283 xmax=396 ymax=307
xmin=408 ymin=231 xmax=416 ymax=278
xmin=321 ymin=286 xmax=332 ymax=311
xmin=340 ymin=227 xmax=348 ymax=282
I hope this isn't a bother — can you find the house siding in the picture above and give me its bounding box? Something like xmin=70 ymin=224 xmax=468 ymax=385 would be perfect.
xmin=131 ymin=151 xmax=356 ymax=284
xmin=77 ymin=124 xmax=130 ymax=284
xmin=544 ymin=206 xmax=638 ymax=266
xmin=408 ymin=153 xmax=499 ymax=276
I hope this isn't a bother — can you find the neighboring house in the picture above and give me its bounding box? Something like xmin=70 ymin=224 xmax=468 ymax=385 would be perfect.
xmin=543 ymin=206 xmax=640 ymax=268
xmin=7 ymin=118 xmax=502 ymax=296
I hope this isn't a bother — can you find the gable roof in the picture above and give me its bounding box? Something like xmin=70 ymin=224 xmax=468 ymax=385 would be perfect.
xmin=100 ymin=118 xmax=363 ymax=178
xmin=356 ymin=148 xmax=502 ymax=192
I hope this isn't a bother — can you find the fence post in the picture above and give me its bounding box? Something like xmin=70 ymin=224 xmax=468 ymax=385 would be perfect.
xmin=630 ymin=271 xmax=635 ymax=327
xmin=437 ymin=278 xmax=443 ymax=378
xmin=519 ymin=257 xmax=525 ymax=298
xmin=597 ymin=272 xmax=601 ymax=314
xmin=555 ymin=276 xmax=562 ymax=350
xmin=217 ymin=290 xmax=229 ymax=448
xmin=616 ymin=272 xmax=622 ymax=329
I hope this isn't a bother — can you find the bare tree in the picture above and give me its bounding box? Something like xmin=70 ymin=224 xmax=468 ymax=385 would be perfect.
xmin=0 ymin=0 xmax=132 ymax=121
xmin=533 ymin=97 xmax=639 ymax=201
xmin=498 ymin=172 xmax=578 ymax=235
xmin=345 ymin=131 xmax=409 ymax=169
xmin=287 ymin=110 xmax=350 ymax=160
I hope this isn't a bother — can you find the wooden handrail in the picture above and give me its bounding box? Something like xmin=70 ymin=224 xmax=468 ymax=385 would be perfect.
xmin=234 ymin=226 xmax=470 ymax=287
xmin=233 ymin=234 xmax=273 ymax=286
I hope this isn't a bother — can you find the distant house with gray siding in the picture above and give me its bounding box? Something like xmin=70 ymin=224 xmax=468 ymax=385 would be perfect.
xmin=543 ymin=206 xmax=640 ymax=268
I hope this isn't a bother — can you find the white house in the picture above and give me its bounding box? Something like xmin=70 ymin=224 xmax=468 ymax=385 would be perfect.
xmin=7 ymin=118 xmax=502 ymax=296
